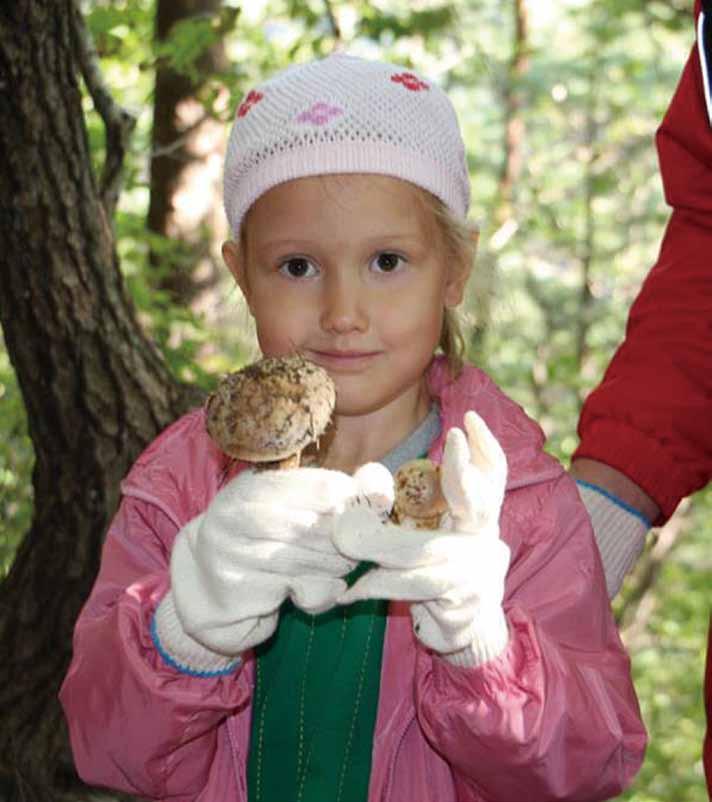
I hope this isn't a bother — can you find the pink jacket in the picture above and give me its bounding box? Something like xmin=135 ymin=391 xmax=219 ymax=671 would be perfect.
xmin=60 ymin=358 xmax=646 ymax=801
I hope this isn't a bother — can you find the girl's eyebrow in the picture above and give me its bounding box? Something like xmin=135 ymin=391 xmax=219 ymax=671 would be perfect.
xmin=367 ymin=233 xmax=424 ymax=244
xmin=256 ymin=232 xmax=425 ymax=253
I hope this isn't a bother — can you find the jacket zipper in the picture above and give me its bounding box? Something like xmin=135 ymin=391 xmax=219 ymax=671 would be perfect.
xmin=226 ymin=714 xmax=247 ymax=801
xmin=381 ymin=714 xmax=416 ymax=802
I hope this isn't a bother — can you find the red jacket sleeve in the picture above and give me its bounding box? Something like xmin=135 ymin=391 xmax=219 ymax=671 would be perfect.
xmin=574 ymin=0 xmax=712 ymax=523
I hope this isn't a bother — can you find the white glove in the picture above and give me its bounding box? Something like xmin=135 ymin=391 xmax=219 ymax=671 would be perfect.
xmin=154 ymin=462 xmax=393 ymax=674
xmin=334 ymin=412 xmax=510 ymax=667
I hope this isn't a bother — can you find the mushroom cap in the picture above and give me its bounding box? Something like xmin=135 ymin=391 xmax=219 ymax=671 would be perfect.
xmin=205 ymin=354 xmax=336 ymax=461
xmin=393 ymin=459 xmax=448 ymax=520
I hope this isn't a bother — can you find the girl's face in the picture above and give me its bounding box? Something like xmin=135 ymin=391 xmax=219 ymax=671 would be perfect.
xmin=223 ymin=174 xmax=469 ymax=422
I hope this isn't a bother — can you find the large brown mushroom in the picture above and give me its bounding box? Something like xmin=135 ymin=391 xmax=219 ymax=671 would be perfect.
xmin=206 ymin=356 xmax=447 ymax=527
xmin=205 ymin=354 xmax=336 ymax=469
xmin=391 ymin=458 xmax=448 ymax=530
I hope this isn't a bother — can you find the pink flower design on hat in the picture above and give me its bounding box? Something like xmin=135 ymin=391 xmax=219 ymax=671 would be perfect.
xmin=391 ymin=72 xmax=429 ymax=92
xmin=296 ymin=101 xmax=344 ymax=126
xmin=237 ymin=90 xmax=264 ymax=118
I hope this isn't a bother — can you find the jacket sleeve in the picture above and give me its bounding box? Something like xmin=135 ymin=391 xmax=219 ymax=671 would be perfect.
xmin=573 ymin=0 xmax=712 ymax=523
xmin=414 ymin=474 xmax=646 ymax=802
xmin=58 ymin=494 xmax=250 ymax=799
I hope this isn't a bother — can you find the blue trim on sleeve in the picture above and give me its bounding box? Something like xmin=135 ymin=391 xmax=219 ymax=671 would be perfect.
xmin=575 ymin=479 xmax=652 ymax=527
xmin=150 ymin=614 xmax=240 ymax=678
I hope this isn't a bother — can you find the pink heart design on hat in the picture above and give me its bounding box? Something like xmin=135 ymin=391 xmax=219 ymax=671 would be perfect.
xmin=296 ymin=101 xmax=345 ymax=126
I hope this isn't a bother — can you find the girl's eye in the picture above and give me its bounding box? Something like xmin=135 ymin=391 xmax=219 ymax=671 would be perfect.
xmin=279 ymin=257 xmax=318 ymax=279
xmin=371 ymin=252 xmax=405 ymax=273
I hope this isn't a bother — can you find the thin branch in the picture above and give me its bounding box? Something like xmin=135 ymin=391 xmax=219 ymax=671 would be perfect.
xmin=150 ymin=112 xmax=212 ymax=161
xmin=576 ymin=90 xmax=598 ymax=368
xmin=618 ymin=503 xmax=690 ymax=646
xmin=70 ymin=0 xmax=137 ymax=219
xmin=494 ymin=0 xmax=529 ymax=226
xmin=324 ymin=0 xmax=342 ymax=41
xmin=471 ymin=0 xmax=530 ymax=361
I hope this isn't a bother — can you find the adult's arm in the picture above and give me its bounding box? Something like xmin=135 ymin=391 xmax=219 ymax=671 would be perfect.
xmin=573 ymin=0 xmax=712 ymax=524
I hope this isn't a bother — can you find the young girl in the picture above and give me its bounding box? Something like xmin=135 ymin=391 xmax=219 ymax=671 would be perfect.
xmin=60 ymin=54 xmax=646 ymax=801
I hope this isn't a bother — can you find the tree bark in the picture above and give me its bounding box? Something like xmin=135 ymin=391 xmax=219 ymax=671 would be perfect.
xmin=0 ymin=1 xmax=200 ymax=795
xmin=147 ymin=0 xmax=228 ymax=306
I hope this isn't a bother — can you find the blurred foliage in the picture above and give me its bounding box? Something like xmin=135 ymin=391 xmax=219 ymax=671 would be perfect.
xmin=0 ymin=333 xmax=33 ymax=577
xmin=1 ymin=0 xmax=709 ymax=798
xmin=613 ymin=491 xmax=711 ymax=799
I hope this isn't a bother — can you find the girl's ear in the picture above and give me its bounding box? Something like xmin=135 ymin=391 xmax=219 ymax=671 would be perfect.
xmin=222 ymin=240 xmax=252 ymax=310
xmin=469 ymin=226 xmax=480 ymax=254
xmin=444 ymin=269 xmax=468 ymax=307
xmin=444 ymin=225 xmax=478 ymax=307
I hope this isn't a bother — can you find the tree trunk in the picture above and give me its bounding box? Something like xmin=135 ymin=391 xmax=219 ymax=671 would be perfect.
xmin=470 ymin=0 xmax=529 ymax=361
xmin=494 ymin=0 xmax=529 ymax=228
xmin=0 ymin=1 xmax=200 ymax=796
xmin=147 ymin=0 xmax=228 ymax=306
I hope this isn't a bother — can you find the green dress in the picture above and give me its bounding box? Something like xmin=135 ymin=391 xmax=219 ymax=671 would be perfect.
xmin=246 ymin=407 xmax=441 ymax=801
xmin=247 ymin=563 xmax=387 ymax=802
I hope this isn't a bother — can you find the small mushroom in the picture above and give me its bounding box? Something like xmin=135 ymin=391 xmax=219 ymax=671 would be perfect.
xmin=205 ymin=354 xmax=336 ymax=469
xmin=391 ymin=458 xmax=448 ymax=530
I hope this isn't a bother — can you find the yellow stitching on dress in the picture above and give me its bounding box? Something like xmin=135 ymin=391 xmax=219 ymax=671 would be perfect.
xmin=297 ymin=613 xmax=349 ymax=801
xmin=336 ymin=612 xmax=377 ymax=802
xmin=296 ymin=614 xmax=316 ymax=788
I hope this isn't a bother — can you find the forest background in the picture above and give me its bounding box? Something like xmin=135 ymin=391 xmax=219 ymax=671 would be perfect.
xmin=0 ymin=0 xmax=709 ymax=800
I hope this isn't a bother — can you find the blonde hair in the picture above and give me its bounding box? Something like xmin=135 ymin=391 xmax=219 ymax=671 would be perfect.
xmin=419 ymin=192 xmax=478 ymax=378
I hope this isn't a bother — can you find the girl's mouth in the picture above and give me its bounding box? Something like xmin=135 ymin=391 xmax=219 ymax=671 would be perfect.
xmin=306 ymin=349 xmax=381 ymax=371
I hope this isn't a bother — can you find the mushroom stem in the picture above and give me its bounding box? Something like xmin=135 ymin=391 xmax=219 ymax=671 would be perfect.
xmin=279 ymin=453 xmax=301 ymax=470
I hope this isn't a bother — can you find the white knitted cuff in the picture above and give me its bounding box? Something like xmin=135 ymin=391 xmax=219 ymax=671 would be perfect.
xmin=576 ymin=481 xmax=650 ymax=599
xmin=442 ymin=606 xmax=509 ymax=669
xmin=152 ymin=591 xmax=240 ymax=677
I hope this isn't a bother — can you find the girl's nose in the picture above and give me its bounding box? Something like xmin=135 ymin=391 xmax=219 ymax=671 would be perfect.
xmin=320 ymin=273 xmax=368 ymax=334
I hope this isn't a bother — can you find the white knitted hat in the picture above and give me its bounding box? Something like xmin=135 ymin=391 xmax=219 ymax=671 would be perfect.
xmin=223 ymin=53 xmax=470 ymax=235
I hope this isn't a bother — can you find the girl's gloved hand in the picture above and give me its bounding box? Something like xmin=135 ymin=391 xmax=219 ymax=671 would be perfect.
xmin=154 ymin=462 xmax=393 ymax=674
xmin=334 ymin=412 xmax=510 ymax=668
